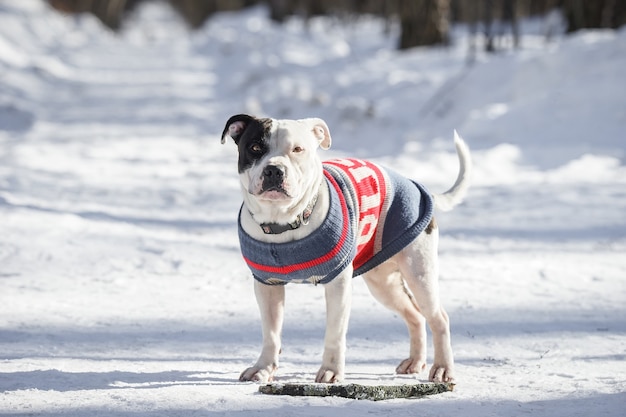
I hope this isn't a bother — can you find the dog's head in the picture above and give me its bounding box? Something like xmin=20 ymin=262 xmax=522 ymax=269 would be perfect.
xmin=221 ymin=114 xmax=332 ymax=210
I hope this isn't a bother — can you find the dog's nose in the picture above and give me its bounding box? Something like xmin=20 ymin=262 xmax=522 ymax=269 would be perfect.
xmin=263 ymin=165 xmax=284 ymax=182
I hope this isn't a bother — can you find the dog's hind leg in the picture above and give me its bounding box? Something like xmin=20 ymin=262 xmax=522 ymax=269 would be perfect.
xmin=396 ymin=227 xmax=456 ymax=383
xmin=362 ymin=262 xmax=428 ymax=375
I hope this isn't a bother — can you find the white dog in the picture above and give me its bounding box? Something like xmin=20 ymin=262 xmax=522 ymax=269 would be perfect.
xmin=221 ymin=114 xmax=471 ymax=384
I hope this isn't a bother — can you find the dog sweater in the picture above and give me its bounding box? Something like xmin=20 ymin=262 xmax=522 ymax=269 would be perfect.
xmin=238 ymin=159 xmax=434 ymax=285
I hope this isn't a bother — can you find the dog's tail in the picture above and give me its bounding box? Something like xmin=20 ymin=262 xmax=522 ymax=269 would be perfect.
xmin=432 ymin=131 xmax=472 ymax=212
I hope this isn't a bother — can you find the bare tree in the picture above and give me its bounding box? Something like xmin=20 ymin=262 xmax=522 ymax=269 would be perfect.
xmin=562 ymin=0 xmax=626 ymax=32
xmin=49 ymin=0 xmax=129 ymax=29
xmin=398 ymin=0 xmax=450 ymax=49
xmin=484 ymin=0 xmax=520 ymax=52
xmin=168 ymin=0 xmax=253 ymax=28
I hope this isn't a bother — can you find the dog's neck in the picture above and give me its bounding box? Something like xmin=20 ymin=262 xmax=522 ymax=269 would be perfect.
xmin=256 ymin=191 xmax=318 ymax=234
xmin=241 ymin=179 xmax=329 ymax=242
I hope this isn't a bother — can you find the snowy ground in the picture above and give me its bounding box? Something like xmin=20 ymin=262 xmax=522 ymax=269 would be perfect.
xmin=1 ymin=1 xmax=625 ymax=415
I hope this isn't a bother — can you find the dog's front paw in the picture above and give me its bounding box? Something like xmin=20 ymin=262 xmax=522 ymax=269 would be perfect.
xmin=395 ymin=357 xmax=427 ymax=374
xmin=315 ymin=366 xmax=344 ymax=383
xmin=239 ymin=364 xmax=277 ymax=383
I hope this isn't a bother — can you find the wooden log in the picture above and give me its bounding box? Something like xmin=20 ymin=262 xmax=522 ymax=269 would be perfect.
xmin=259 ymin=382 xmax=455 ymax=401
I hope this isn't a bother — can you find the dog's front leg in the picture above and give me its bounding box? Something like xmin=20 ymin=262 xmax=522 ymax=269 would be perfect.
xmin=316 ymin=267 xmax=353 ymax=383
xmin=240 ymin=280 xmax=285 ymax=383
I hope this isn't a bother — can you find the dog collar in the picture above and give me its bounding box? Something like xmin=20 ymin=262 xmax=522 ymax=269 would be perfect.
xmin=258 ymin=192 xmax=319 ymax=235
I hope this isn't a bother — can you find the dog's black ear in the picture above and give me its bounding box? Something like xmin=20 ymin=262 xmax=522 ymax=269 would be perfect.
xmin=221 ymin=114 xmax=255 ymax=145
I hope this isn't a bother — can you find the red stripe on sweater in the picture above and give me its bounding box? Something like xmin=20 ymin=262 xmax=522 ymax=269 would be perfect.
xmin=323 ymin=159 xmax=387 ymax=271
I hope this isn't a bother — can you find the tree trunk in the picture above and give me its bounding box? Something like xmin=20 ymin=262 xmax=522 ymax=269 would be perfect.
xmin=267 ymin=0 xmax=290 ymax=22
xmin=398 ymin=0 xmax=450 ymax=49
xmin=563 ymin=0 xmax=626 ymax=32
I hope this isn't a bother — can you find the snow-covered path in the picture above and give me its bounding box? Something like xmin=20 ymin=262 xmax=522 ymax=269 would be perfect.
xmin=1 ymin=2 xmax=625 ymax=415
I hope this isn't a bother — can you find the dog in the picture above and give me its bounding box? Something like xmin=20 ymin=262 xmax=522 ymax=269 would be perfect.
xmin=221 ymin=114 xmax=471 ymax=384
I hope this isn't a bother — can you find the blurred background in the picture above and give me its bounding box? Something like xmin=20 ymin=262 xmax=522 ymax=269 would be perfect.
xmin=47 ymin=0 xmax=626 ymax=48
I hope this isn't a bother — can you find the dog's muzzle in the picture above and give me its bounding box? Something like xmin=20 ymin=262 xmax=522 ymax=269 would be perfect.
xmin=261 ymin=164 xmax=286 ymax=193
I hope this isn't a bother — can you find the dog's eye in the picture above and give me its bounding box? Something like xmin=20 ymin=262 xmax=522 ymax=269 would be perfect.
xmin=249 ymin=143 xmax=263 ymax=154
xmin=292 ymin=146 xmax=304 ymax=153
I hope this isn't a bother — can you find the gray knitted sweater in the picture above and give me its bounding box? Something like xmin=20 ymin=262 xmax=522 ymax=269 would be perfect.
xmin=238 ymin=159 xmax=433 ymax=285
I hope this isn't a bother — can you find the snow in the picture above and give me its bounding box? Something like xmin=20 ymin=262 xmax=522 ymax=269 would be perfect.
xmin=1 ymin=1 xmax=625 ymax=415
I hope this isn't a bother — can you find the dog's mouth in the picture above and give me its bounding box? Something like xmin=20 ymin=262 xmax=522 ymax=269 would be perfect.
xmin=258 ymin=185 xmax=291 ymax=200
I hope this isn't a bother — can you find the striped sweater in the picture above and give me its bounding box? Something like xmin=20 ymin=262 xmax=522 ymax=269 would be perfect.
xmin=238 ymin=159 xmax=434 ymax=285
